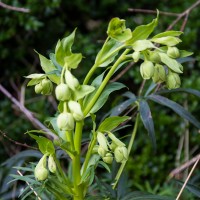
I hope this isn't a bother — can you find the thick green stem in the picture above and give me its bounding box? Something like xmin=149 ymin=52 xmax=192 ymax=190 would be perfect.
xmin=72 ymin=121 xmax=84 ymax=199
xmin=83 ymin=49 xmax=130 ymax=116
xmin=112 ymin=113 xmax=140 ymax=189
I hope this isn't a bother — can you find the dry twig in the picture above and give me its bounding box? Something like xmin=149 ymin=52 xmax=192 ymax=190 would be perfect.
xmin=0 ymin=1 xmax=30 ymax=13
xmin=0 ymin=84 xmax=58 ymax=140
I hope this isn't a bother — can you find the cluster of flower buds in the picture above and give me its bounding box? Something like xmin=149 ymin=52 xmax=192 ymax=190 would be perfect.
xmin=34 ymin=154 xmax=57 ymax=181
xmin=95 ymin=132 xmax=128 ymax=164
xmin=131 ymin=38 xmax=184 ymax=89
xmin=35 ymin=78 xmax=53 ymax=95
xmin=55 ymin=69 xmax=84 ymax=131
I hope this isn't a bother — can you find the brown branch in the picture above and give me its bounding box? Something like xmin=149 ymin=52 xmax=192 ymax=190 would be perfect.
xmin=110 ymin=62 xmax=134 ymax=82
xmin=0 ymin=130 xmax=38 ymax=150
xmin=168 ymin=153 xmax=200 ymax=179
xmin=0 ymin=1 xmax=30 ymax=13
xmin=128 ymin=8 xmax=181 ymax=17
xmin=0 ymin=84 xmax=58 ymax=140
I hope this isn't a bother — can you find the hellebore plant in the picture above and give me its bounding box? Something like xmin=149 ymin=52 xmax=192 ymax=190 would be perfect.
xmin=15 ymin=12 xmax=200 ymax=200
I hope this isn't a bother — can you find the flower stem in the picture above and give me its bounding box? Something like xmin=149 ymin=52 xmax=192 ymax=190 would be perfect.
xmin=83 ymin=49 xmax=130 ymax=116
xmin=112 ymin=112 xmax=140 ymax=189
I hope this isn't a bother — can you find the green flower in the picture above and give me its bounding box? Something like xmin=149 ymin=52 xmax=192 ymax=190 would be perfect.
xmin=114 ymin=146 xmax=128 ymax=163
xmin=152 ymin=64 xmax=166 ymax=83
xmin=55 ymin=83 xmax=71 ymax=101
xmin=57 ymin=112 xmax=75 ymax=131
xmin=167 ymin=47 xmax=180 ymax=58
xmin=68 ymin=100 xmax=84 ymax=121
xmin=140 ymin=61 xmax=154 ymax=80
xmin=41 ymin=79 xmax=53 ymax=95
xmin=166 ymin=71 xmax=181 ymax=89
xmin=103 ymin=153 xmax=113 ymax=164
xmin=48 ymin=155 xmax=57 ymax=173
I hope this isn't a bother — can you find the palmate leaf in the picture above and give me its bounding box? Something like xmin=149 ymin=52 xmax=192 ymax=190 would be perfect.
xmin=148 ymin=94 xmax=200 ymax=129
xmin=175 ymin=180 xmax=200 ymax=198
xmin=155 ymin=88 xmax=200 ymax=98
xmin=139 ymin=100 xmax=156 ymax=150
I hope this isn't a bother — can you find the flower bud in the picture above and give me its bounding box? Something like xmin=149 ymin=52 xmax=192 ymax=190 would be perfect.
xmin=108 ymin=132 xmax=125 ymax=147
xmin=57 ymin=112 xmax=75 ymax=131
xmin=152 ymin=64 xmax=166 ymax=83
xmin=65 ymin=70 xmax=79 ymax=91
xmin=140 ymin=61 xmax=154 ymax=80
xmin=34 ymin=155 xmax=48 ymax=181
xmin=132 ymin=51 xmax=140 ymax=62
xmin=114 ymin=146 xmax=128 ymax=163
xmin=48 ymin=155 xmax=57 ymax=173
xmin=68 ymin=101 xmax=84 ymax=121
xmin=35 ymin=83 xmax=43 ymax=94
xmin=97 ymin=132 xmax=108 ymax=151
xmin=167 ymin=47 xmax=180 ymax=58
xmin=166 ymin=71 xmax=181 ymax=89
xmin=103 ymin=153 xmax=113 ymax=164
xmin=41 ymin=79 xmax=53 ymax=95
xmin=109 ymin=142 xmax=118 ymax=151
xmin=149 ymin=51 xmax=161 ymax=63
xmin=55 ymin=83 xmax=71 ymax=101
xmin=98 ymin=146 xmax=107 ymax=157
xmin=92 ymin=145 xmax=99 ymax=154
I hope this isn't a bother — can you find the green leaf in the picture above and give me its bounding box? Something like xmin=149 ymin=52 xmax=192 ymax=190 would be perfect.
xmin=152 ymin=31 xmax=183 ymax=38
xmin=107 ymin=18 xmax=132 ymax=42
xmin=88 ymin=82 xmax=126 ymax=114
xmin=27 ymin=78 xmax=43 ymax=86
xmin=159 ymin=52 xmax=182 ymax=73
xmin=98 ymin=116 xmax=130 ymax=132
xmin=25 ymin=73 xmax=45 ymax=79
xmin=29 ymin=134 xmax=55 ymax=154
xmin=36 ymin=51 xmax=60 ymax=84
xmin=95 ymin=38 xmax=123 ymax=67
xmin=55 ymin=29 xmax=77 ymax=66
xmin=148 ymin=94 xmax=200 ymax=129
xmin=132 ymin=40 xmax=156 ymax=52
xmin=139 ymin=100 xmax=156 ymax=150
xmin=179 ymin=50 xmax=193 ymax=57
xmin=49 ymin=53 xmax=62 ymax=71
xmin=151 ymin=36 xmax=181 ymax=46
xmin=126 ymin=11 xmax=159 ymax=45
xmin=64 ymin=53 xmax=82 ymax=69
xmin=98 ymin=161 xmax=111 ymax=173
xmin=73 ymin=85 xmax=95 ymax=101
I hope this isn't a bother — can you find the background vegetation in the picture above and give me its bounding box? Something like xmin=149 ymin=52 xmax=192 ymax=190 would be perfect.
xmin=0 ymin=0 xmax=200 ymax=199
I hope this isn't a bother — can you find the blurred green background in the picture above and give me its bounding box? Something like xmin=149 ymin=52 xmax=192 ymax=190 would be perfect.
xmin=0 ymin=0 xmax=200 ymax=199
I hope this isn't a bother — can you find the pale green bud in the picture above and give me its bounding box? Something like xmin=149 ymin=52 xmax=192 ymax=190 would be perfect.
xmin=149 ymin=51 xmax=161 ymax=63
xmin=68 ymin=100 xmax=84 ymax=121
xmin=57 ymin=112 xmax=75 ymax=131
xmin=166 ymin=71 xmax=181 ymax=89
xmin=114 ymin=146 xmax=128 ymax=163
xmin=55 ymin=83 xmax=71 ymax=101
xmin=98 ymin=146 xmax=107 ymax=157
xmin=48 ymin=155 xmax=57 ymax=173
xmin=140 ymin=61 xmax=154 ymax=80
xmin=97 ymin=132 xmax=108 ymax=151
xmin=167 ymin=47 xmax=180 ymax=58
xmin=34 ymin=155 xmax=48 ymax=181
xmin=132 ymin=51 xmax=140 ymax=62
xmin=109 ymin=142 xmax=118 ymax=151
xmin=107 ymin=132 xmax=125 ymax=147
xmin=92 ymin=145 xmax=99 ymax=154
xmin=152 ymin=64 xmax=166 ymax=83
xmin=103 ymin=153 xmax=113 ymax=164
xmin=41 ymin=79 xmax=53 ymax=95
xmin=65 ymin=70 xmax=79 ymax=91
xmin=35 ymin=83 xmax=43 ymax=94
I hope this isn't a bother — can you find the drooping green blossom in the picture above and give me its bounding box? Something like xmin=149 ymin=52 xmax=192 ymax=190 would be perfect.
xmin=57 ymin=112 xmax=74 ymax=131
xmin=166 ymin=71 xmax=181 ymax=89
xmin=48 ymin=155 xmax=57 ymax=173
xmin=167 ymin=46 xmax=180 ymax=58
xmin=65 ymin=70 xmax=79 ymax=91
xmin=41 ymin=79 xmax=53 ymax=95
xmin=114 ymin=146 xmax=128 ymax=163
xmin=34 ymin=154 xmax=48 ymax=181
xmin=152 ymin=64 xmax=166 ymax=83
xmin=140 ymin=61 xmax=154 ymax=80
xmin=55 ymin=83 xmax=71 ymax=101
xmin=103 ymin=152 xmax=113 ymax=164
xmin=68 ymin=100 xmax=84 ymax=121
